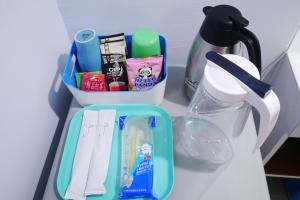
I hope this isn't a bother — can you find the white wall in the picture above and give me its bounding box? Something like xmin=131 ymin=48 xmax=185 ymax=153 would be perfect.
xmin=0 ymin=0 xmax=71 ymax=199
xmin=262 ymin=27 xmax=300 ymax=161
xmin=261 ymin=55 xmax=300 ymax=160
xmin=57 ymin=0 xmax=300 ymax=70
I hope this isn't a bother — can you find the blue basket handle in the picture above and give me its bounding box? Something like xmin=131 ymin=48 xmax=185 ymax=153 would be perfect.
xmin=63 ymin=43 xmax=77 ymax=86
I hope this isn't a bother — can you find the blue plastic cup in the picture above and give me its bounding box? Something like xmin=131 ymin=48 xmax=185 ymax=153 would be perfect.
xmin=74 ymin=29 xmax=102 ymax=72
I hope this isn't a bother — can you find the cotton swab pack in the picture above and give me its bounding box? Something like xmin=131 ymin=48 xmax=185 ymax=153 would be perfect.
xmin=65 ymin=110 xmax=99 ymax=199
xmin=85 ymin=110 xmax=116 ymax=195
xmin=65 ymin=109 xmax=116 ymax=200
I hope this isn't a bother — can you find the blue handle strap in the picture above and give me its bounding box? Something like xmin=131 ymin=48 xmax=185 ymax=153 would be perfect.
xmin=206 ymin=51 xmax=271 ymax=98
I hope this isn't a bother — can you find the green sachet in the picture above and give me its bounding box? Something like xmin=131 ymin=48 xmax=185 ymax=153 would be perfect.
xmin=76 ymin=71 xmax=102 ymax=89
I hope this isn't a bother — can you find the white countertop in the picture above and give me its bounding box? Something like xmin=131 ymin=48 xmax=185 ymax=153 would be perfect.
xmin=43 ymin=66 xmax=270 ymax=200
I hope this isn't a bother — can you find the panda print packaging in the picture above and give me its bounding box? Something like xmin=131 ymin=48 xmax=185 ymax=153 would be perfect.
xmin=126 ymin=55 xmax=163 ymax=91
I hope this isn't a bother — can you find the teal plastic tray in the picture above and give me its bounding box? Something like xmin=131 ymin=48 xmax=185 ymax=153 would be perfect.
xmin=57 ymin=104 xmax=174 ymax=200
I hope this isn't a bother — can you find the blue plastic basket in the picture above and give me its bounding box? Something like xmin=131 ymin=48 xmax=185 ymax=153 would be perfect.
xmin=62 ymin=35 xmax=168 ymax=106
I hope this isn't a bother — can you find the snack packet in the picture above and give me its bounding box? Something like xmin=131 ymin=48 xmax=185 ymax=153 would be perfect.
xmin=102 ymin=54 xmax=128 ymax=91
xmin=100 ymin=33 xmax=128 ymax=91
xmin=119 ymin=116 xmax=157 ymax=200
xmin=76 ymin=71 xmax=101 ymax=89
xmin=101 ymin=33 xmax=126 ymax=43
xmin=126 ymin=56 xmax=163 ymax=91
xmin=100 ymin=33 xmax=127 ymax=56
xmin=81 ymin=73 xmax=108 ymax=91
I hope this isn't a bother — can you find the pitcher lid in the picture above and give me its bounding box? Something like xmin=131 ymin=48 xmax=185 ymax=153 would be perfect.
xmin=203 ymin=54 xmax=260 ymax=104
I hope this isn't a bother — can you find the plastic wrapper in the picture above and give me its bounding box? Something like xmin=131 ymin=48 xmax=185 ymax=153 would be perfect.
xmin=100 ymin=33 xmax=128 ymax=91
xmin=75 ymin=71 xmax=101 ymax=89
xmin=119 ymin=116 xmax=157 ymax=200
xmin=81 ymin=73 xmax=108 ymax=91
xmin=102 ymin=54 xmax=128 ymax=91
xmin=126 ymin=56 xmax=163 ymax=91
xmin=100 ymin=33 xmax=127 ymax=56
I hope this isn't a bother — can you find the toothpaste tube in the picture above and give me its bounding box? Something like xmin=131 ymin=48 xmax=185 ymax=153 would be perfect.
xmin=119 ymin=116 xmax=157 ymax=200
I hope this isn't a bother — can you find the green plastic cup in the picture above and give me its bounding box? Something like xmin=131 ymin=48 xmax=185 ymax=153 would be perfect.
xmin=132 ymin=28 xmax=161 ymax=58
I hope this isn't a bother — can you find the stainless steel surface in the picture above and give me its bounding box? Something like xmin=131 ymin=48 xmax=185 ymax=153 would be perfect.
xmin=184 ymin=33 xmax=242 ymax=99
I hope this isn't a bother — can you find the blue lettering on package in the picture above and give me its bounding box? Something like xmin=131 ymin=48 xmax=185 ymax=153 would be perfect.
xmin=120 ymin=143 xmax=157 ymax=199
xmin=134 ymin=76 xmax=157 ymax=88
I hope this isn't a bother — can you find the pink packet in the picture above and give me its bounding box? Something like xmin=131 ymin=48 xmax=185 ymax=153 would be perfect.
xmin=126 ymin=55 xmax=163 ymax=91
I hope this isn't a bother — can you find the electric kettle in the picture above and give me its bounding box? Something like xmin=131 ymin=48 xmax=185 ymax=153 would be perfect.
xmin=185 ymin=5 xmax=262 ymax=99
xmin=175 ymin=52 xmax=280 ymax=166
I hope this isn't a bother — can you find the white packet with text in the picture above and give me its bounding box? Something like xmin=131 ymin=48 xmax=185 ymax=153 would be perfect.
xmin=84 ymin=109 xmax=116 ymax=195
xmin=65 ymin=110 xmax=99 ymax=200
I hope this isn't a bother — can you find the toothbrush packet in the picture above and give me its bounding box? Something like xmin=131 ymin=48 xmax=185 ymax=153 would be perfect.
xmin=119 ymin=116 xmax=157 ymax=200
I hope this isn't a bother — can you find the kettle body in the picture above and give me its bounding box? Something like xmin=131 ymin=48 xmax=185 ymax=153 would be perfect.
xmin=185 ymin=5 xmax=261 ymax=99
xmin=185 ymin=33 xmax=242 ymax=99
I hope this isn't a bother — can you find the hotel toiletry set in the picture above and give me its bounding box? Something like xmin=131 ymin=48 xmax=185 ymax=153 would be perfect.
xmin=58 ymin=5 xmax=280 ymax=200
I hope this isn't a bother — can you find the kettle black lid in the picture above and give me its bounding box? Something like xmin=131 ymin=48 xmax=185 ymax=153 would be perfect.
xmin=200 ymin=5 xmax=249 ymax=47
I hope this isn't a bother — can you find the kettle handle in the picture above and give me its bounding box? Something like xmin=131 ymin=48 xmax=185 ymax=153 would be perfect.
xmin=234 ymin=28 xmax=262 ymax=73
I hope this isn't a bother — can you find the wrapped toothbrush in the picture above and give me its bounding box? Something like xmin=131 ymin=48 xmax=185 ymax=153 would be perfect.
xmin=119 ymin=116 xmax=157 ymax=200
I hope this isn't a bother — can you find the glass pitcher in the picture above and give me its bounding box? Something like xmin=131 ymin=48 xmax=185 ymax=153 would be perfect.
xmin=188 ymin=81 xmax=251 ymax=138
xmin=174 ymin=52 xmax=280 ymax=167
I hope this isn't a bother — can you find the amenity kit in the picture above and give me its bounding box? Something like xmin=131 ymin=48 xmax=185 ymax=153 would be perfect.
xmin=58 ymin=4 xmax=281 ymax=200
